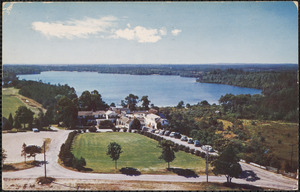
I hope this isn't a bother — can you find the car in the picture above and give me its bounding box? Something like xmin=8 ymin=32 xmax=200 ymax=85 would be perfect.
xmin=150 ymin=129 xmax=155 ymax=133
xmin=180 ymin=136 xmax=188 ymax=141
xmin=155 ymin=130 xmax=160 ymax=134
xmin=187 ymin=138 xmax=193 ymax=144
xmin=202 ymin=145 xmax=213 ymax=152
xmin=194 ymin=140 xmax=200 ymax=147
xmin=174 ymin=132 xmax=181 ymax=139
xmin=164 ymin=131 xmax=171 ymax=136
xmin=32 ymin=128 xmax=39 ymax=132
xmin=169 ymin=132 xmax=176 ymax=137
xmin=159 ymin=130 xmax=165 ymax=135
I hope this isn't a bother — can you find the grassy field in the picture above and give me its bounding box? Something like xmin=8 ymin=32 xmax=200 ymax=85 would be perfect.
xmin=72 ymin=132 xmax=209 ymax=174
xmin=2 ymin=87 xmax=44 ymax=118
xmin=242 ymin=119 xmax=299 ymax=167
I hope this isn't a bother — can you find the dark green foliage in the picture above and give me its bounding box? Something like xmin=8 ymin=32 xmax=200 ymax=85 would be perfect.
xmin=106 ymin=142 xmax=123 ymax=169
xmin=78 ymin=90 xmax=108 ymax=111
xmin=8 ymin=113 xmax=14 ymax=129
xmin=99 ymin=120 xmax=114 ymax=129
xmin=14 ymin=106 xmax=34 ymax=129
xmin=88 ymin=126 xmax=97 ymax=132
xmin=130 ymin=118 xmax=141 ymax=130
xmin=140 ymin=96 xmax=151 ymax=110
xmin=158 ymin=140 xmax=178 ymax=169
xmin=58 ymin=131 xmax=78 ymax=167
xmin=72 ymin=157 xmax=87 ymax=170
xmin=212 ymin=145 xmax=242 ymax=183
xmin=16 ymin=80 xmax=77 ymax=108
xmin=125 ymin=94 xmax=139 ymax=111
xmin=177 ymin=101 xmax=184 ymax=108
xmin=25 ymin=145 xmax=42 ymax=161
xmin=57 ymin=96 xmax=78 ymax=129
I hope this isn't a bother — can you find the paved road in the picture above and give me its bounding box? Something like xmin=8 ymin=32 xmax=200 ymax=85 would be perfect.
xmin=2 ymin=130 xmax=298 ymax=190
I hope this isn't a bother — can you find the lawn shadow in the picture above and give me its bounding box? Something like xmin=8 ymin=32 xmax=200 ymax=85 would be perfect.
xmin=120 ymin=167 xmax=141 ymax=176
xmin=239 ymin=170 xmax=260 ymax=182
xmin=167 ymin=168 xmax=199 ymax=178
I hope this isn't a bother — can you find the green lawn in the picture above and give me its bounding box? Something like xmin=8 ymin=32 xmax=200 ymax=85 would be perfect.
xmin=2 ymin=88 xmax=26 ymax=118
xmin=2 ymin=87 xmax=42 ymax=119
xmin=72 ymin=132 xmax=208 ymax=174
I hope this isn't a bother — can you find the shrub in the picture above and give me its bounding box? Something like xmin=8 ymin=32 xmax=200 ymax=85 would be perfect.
xmin=179 ymin=145 xmax=185 ymax=151
xmin=184 ymin=147 xmax=190 ymax=153
xmin=195 ymin=150 xmax=200 ymax=156
xmin=89 ymin=126 xmax=97 ymax=132
xmin=190 ymin=149 xmax=195 ymax=154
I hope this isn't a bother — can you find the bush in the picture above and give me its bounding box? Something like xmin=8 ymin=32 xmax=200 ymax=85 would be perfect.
xmin=184 ymin=147 xmax=190 ymax=153
xmin=89 ymin=126 xmax=97 ymax=132
xmin=195 ymin=150 xmax=200 ymax=156
xmin=36 ymin=177 xmax=56 ymax=185
xmin=178 ymin=145 xmax=185 ymax=151
xmin=190 ymin=149 xmax=195 ymax=154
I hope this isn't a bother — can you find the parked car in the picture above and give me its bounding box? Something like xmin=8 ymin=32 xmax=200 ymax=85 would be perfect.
xmin=202 ymin=145 xmax=213 ymax=152
xmin=164 ymin=131 xmax=171 ymax=136
xmin=155 ymin=130 xmax=160 ymax=134
xmin=174 ymin=132 xmax=181 ymax=139
xmin=169 ymin=132 xmax=176 ymax=137
xmin=194 ymin=140 xmax=200 ymax=147
xmin=159 ymin=130 xmax=165 ymax=135
xmin=150 ymin=129 xmax=155 ymax=133
xmin=32 ymin=128 xmax=39 ymax=132
xmin=187 ymin=138 xmax=193 ymax=144
xmin=180 ymin=136 xmax=188 ymax=141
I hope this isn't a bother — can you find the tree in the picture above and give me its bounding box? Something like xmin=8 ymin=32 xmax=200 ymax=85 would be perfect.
xmin=158 ymin=140 xmax=178 ymax=169
xmin=91 ymin=90 xmax=107 ymax=111
xmin=25 ymin=145 xmax=42 ymax=161
xmin=212 ymin=145 xmax=242 ymax=183
xmin=8 ymin=113 xmax=14 ymax=129
xmin=21 ymin=143 xmax=27 ymax=163
xmin=200 ymin=100 xmax=210 ymax=106
xmin=14 ymin=106 xmax=34 ymax=129
xmin=57 ymin=96 xmax=78 ymax=129
xmin=130 ymin=118 xmax=141 ymax=130
xmin=2 ymin=148 xmax=7 ymax=167
xmin=13 ymin=117 xmax=22 ymax=129
xmin=72 ymin=157 xmax=86 ymax=170
xmin=177 ymin=101 xmax=184 ymax=109
xmin=125 ymin=94 xmax=139 ymax=111
xmin=141 ymin=96 xmax=150 ymax=110
xmin=78 ymin=91 xmax=92 ymax=111
xmin=106 ymin=142 xmax=123 ymax=169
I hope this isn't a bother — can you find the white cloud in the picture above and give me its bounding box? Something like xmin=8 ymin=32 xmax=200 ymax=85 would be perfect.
xmin=32 ymin=15 xmax=180 ymax=43
xmin=32 ymin=16 xmax=117 ymax=39
xmin=159 ymin=27 xmax=167 ymax=36
xmin=171 ymin=29 xmax=182 ymax=36
xmin=112 ymin=26 xmax=162 ymax=43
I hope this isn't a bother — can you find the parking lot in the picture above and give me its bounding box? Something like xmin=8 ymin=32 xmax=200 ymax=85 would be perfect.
xmin=147 ymin=129 xmax=218 ymax=156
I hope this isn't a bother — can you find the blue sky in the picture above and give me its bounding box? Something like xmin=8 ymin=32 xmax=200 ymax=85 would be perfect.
xmin=3 ymin=1 xmax=298 ymax=64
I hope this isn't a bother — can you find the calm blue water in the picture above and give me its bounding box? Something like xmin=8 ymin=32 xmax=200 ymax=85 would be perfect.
xmin=18 ymin=71 xmax=261 ymax=107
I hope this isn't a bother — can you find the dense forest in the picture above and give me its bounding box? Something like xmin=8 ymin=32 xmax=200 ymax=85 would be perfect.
xmin=3 ymin=64 xmax=297 ymax=77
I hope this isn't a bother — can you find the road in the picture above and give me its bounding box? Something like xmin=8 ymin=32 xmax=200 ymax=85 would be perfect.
xmin=2 ymin=129 xmax=298 ymax=190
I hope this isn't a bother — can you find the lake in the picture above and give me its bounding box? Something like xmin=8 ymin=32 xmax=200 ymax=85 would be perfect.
xmin=18 ymin=71 xmax=261 ymax=107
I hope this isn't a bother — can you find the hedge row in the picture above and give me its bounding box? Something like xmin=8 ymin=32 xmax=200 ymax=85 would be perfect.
xmin=58 ymin=131 xmax=86 ymax=170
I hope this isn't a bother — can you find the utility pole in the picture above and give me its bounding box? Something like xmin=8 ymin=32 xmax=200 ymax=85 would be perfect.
xmin=44 ymin=141 xmax=47 ymax=178
xmin=206 ymin=149 xmax=209 ymax=183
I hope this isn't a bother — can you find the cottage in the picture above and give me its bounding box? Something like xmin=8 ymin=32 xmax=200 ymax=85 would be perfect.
xmin=144 ymin=113 xmax=168 ymax=129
